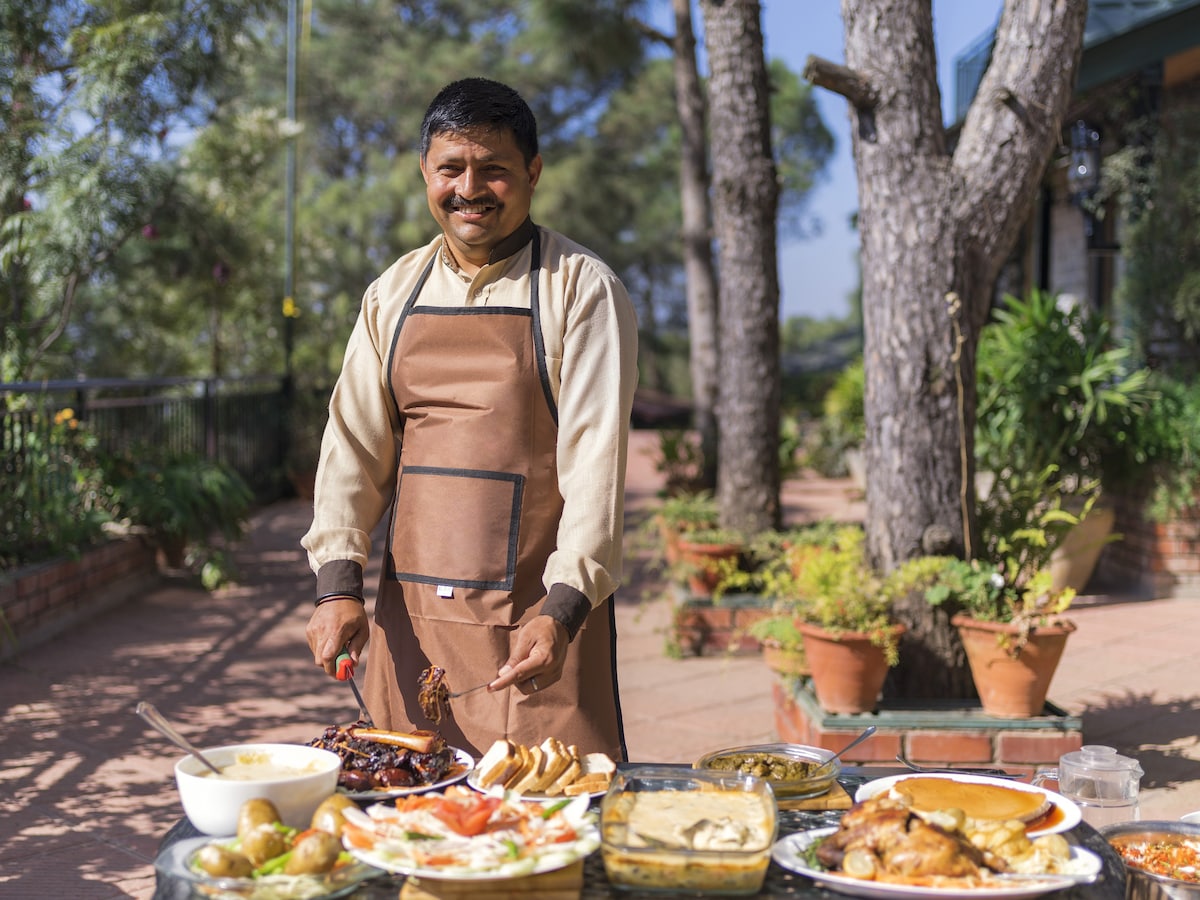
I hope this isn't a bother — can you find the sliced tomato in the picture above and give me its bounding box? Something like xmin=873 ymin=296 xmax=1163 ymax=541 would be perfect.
xmin=430 ymin=794 xmax=501 ymax=836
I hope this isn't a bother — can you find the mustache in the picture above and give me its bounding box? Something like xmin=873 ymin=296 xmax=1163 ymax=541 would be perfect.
xmin=448 ymin=195 xmax=498 ymax=210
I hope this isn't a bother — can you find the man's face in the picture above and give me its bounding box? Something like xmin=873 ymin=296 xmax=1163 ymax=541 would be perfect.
xmin=420 ymin=127 xmax=542 ymax=272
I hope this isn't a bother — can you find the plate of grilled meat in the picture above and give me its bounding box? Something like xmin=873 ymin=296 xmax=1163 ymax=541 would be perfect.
xmin=308 ymin=723 xmax=473 ymax=800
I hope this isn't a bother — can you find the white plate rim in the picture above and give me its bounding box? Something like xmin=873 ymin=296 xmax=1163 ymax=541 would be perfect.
xmin=771 ymin=827 xmax=1102 ymax=899
xmin=464 ymin=766 xmax=607 ymax=801
xmin=347 ymin=824 xmax=600 ymax=880
xmin=853 ymin=772 xmax=1082 ymax=837
xmin=154 ymin=835 xmax=382 ymax=898
xmin=338 ymin=747 xmax=473 ymax=800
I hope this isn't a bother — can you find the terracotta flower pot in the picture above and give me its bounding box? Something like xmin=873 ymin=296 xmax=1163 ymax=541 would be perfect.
xmin=676 ymin=537 xmax=742 ymax=597
xmin=1049 ymin=503 xmax=1116 ymax=593
xmin=952 ymin=614 xmax=1077 ymax=718
xmin=795 ymin=621 xmax=906 ymax=714
xmin=761 ymin=641 xmax=810 ymax=677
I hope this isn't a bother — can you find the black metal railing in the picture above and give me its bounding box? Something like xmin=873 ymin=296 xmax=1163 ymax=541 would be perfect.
xmin=0 ymin=376 xmax=292 ymax=500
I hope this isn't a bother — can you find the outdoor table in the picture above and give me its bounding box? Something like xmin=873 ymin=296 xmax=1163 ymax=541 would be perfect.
xmin=153 ymin=765 xmax=1126 ymax=899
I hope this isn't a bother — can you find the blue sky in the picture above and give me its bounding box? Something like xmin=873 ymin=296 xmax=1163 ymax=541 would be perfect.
xmin=760 ymin=1 xmax=1005 ymax=320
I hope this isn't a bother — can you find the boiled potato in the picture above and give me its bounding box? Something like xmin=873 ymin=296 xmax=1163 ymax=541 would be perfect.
xmin=195 ymin=843 xmax=253 ymax=878
xmin=240 ymin=822 xmax=289 ymax=867
xmin=284 ymin=830 xmax=343 ymax=875
xmin=310 ymin=793 xmax=357 ymax=837
xmin=236 ymin=797 xmax=282 ymax=841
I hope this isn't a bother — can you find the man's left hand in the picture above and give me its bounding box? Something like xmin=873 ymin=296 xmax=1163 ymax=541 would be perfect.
xmin=490 ymin=615 xmax=568 ymax=694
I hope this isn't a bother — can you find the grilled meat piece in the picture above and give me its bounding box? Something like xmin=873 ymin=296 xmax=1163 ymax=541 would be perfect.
xmin=309 ymin=722 xmax=455 ymax=792
xmin=418 ymin=665 xmax=450 ymax=724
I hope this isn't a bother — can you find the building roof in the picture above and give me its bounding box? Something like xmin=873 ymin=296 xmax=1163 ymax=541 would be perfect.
xmin=952 ymin=0 xmax=1200 ymax=123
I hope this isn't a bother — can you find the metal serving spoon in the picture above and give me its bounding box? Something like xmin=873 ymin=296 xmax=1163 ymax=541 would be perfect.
xmin=135 ymin=701 xmax=223 ymax=775
xmin=828 ymin=725 xmax=878 ymax=764
xmin=894 ymin=752 xmax=1020 ymax=778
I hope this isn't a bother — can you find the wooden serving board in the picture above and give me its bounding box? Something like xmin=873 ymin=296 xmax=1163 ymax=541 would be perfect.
xmin=777 ymin=780 xmax=853 ymax=811
xmin=400 ymin=860 xmax=584 ymax=900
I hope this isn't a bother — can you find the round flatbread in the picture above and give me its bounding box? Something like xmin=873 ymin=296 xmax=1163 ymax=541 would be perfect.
xmin=889 ymin=776 xmax=1051 ymax=823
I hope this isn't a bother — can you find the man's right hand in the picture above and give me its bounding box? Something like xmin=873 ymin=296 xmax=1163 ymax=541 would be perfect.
xmin=307 ymin=598 xmax=370 ymax=677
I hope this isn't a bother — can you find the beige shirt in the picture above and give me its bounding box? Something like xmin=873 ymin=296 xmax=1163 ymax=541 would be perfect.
xmin=302 ymin=222 xmax=639 ymax=619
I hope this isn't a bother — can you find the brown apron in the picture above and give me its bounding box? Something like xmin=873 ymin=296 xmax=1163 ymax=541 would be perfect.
xmin=362 ymin=230 xmax=626 ymax=761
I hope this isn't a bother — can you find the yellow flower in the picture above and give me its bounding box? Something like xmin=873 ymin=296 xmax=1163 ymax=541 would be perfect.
xmin=54 ymin=407 xmax=76 ymax=425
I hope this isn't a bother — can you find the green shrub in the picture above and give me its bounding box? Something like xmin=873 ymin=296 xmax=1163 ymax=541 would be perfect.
xmin=0 ymin=406 xmax=112 ymax=569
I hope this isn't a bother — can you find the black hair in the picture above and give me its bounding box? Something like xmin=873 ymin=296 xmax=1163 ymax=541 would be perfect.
xmin=420 ymin=78 xmax=539 ymax=165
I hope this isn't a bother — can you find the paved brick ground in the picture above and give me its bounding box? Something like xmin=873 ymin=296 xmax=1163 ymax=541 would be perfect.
xmin=2 ymin=429 xmax=1198 ymax=898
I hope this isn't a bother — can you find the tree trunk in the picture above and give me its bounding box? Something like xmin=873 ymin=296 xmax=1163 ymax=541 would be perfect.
xmin=671 ymin=0 xmax=720 ymax=489
xmin=832 ymin=0 xmax=1088 ymax=572
xmin=701 ymin=0 xmax=781 ymax=536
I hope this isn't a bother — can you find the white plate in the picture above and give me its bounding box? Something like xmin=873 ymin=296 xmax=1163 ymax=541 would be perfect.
xmin=772 ymin=827 xmax=1102 ymax=899
xmin=465 ymin=767 xmax=607 ymax=801
xmin=345 ymin=797 xmax=600 ymax=880
xmin=854 ymin=773 xmax=1081 ymax=837
xmin=338 ymin=747 xmax=473 ymax=801
xmin=155 ymin=835 xmax=382 ymax=900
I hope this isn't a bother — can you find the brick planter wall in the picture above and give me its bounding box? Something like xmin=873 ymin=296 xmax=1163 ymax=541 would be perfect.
xmin=671 ymin=588 xmax=773 ymax=656
xmin=1095 ymin=490 xmax=1200 ymax=597
xmin=0 ymin=536 xmax=161 ymax=662
xmin=774 ymin=681 xmax=1083 ymax=775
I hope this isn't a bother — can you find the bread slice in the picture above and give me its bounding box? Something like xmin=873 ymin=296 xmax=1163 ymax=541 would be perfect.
xmin=530 ymin=738 xmax=571 ymax=792
xmin=582 ymin=751 xmax=616 ymax=778
xmin=502 ymin=742 xmax=533 ymax=790
xmin=510 ymin=744 xmax=546 ymax=794
xmin=475 ymin=739 xmax=519 ymax=788
xmin=563 ymin=771 xmax=612 ymax=796
xmin=545 ymin=747 xmax=582 ymax=797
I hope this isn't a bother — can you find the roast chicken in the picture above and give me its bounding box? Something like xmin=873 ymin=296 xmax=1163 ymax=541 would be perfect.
xmin=816 ymin=795 xmax=1006 ymax=880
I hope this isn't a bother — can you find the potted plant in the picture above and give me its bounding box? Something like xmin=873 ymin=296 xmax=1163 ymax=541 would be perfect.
xmin=926 ymin=552 xmax=1077 ymax=718
xmin=787 ymin=526 xmax=908 ymax=714
xmin=650 ymin=490 xmax=719 ymax=566
xmin=744 ymin=613 xmax=810 ymax=678
xmin=105 ymin=453 xmax=254 ymax=584
xmin=713 ymin=522 xmax=845 ymax=678
xmin=975 ymin=289 xmax=1156 ymax=593
xmin=673 ymin=526 xmax=745 ymax=598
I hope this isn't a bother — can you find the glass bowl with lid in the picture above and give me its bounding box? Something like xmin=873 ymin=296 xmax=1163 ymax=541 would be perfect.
xmin=693 ymin=742 xmax=840 ymax=800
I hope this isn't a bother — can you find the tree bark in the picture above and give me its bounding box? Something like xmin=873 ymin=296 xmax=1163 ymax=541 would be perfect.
xmin=671 ymin=0 xmax=720 ymax=489
xmin=821 ymin=0 xmax=1089 ymax=694
xmin=701 ymin=0 xmax=782 ymax=535
xmin=835 ymin=0 xmax=1088 ymax=573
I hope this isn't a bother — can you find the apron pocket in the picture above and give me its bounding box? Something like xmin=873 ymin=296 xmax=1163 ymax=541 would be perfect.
xmin=389 ymin=465 xmax=523 ymax=590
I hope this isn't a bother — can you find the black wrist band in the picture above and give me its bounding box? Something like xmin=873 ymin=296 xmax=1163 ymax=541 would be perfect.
xmin=314 ymin=593 xmax=365 ymax=608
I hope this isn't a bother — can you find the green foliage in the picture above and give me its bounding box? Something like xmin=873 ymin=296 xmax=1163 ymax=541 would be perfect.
xmin=745 ymin=613 xmax=805 ymax=650
xmin=0 ymin=0 xmax=266 ymax=379
xmin=103 ymin=453 xmax=253 ymax=585
xmin=0 ymin=405 xmax=112 ymax=568
xmin=975 ymin=290 xmax=1156 ymax=582
xmin=1107 ymin=98 xmax=1200 ymax=368
xmin=1100 ymin=369 xmax=1200 ymax=522
xmin=800 ymin=357 xmax=865 ymax=477
xmin=655 ymin=490 xmax=719 ymax=533
xmin=727 ymin=524 xmax=903 ymax=665
xmin=653 ymin=430 xmax=705 ymax=497
xmin=899 ymin=554 xmax=1075 ymax=657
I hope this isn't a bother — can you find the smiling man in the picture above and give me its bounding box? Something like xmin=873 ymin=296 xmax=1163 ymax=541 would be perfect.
xmin=301 ymin=78 xmax=639 ymax=761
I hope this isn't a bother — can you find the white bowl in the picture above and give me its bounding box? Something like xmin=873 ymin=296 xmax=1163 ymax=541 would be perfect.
xmin=1182 ymin=810 xmax=1200 ymax=825
xmin=174 ymin=742 xmax=342 ymax=835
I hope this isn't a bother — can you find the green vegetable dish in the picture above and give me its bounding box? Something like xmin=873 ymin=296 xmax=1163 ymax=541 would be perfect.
xmin=704 ymin=752 xmax=826 ymax=781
